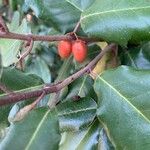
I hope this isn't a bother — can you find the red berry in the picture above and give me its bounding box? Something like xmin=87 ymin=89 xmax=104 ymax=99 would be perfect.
xmin=58 ymin=40 xmax=72 ymax=58
xmin=72 ymin=40 xmax=87 ymax=63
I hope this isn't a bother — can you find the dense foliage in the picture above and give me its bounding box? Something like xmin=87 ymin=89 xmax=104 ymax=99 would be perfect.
xmin=0 ymin=0 xmax=150 ymax=149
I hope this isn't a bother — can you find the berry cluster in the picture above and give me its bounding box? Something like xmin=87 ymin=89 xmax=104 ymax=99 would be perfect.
xmin=58 ymin=40 xmax=87 ymax=63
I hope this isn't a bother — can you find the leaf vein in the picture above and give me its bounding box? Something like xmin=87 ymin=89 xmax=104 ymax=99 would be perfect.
xmin=78 ymin=75 xmax=88 ymax=96
xmin=81 ymin=6 xmax=150 ymax=20
xmin=25 ymin=110 xmax=50 ymax=150
xmin=97 ymin=75 xmax=150 ymax=124
xmin=58 ymin=107 xmax=96 ymax=116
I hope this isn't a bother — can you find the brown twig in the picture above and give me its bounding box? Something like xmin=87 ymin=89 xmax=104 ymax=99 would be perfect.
xmin=12 ymin=91 xmax=46 ymax=122
xmin=18 ymin=39 xmax=34 ymax=62
xmin=31 ymin=90 xmax=46 ymax=106
xmin=0 ymin=83 xmax=14 ymax=94
xmin=16 ymin=39 xmax=34 ymax=70
xmin=0 ymin=43 xmax=117 ymax=106
xmin=0 ymin=15 xmax=9 ymax=33
xmin=0 ymin=32 xmax=101 ymax=43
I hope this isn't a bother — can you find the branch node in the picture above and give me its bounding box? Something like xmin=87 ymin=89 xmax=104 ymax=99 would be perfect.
xmin=0 ymin=16 xmax=9 ymax=34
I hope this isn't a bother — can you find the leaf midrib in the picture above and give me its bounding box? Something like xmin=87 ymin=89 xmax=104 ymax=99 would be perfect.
xmin=25 ymin=110 xmax=50 ymax=150
xmin=97 ymin=75 xmax=150 ymax=124
xmin=65 ymin=0 xmax=83 ymax=12
xmin=81 ymin=6 xmax=150 ymax=20
xmin=78 ymin=75 xmax=88 ymax=96
xmin=58 ymin=106 xmax=96 ymax=116
xmin=76 ymin=119 xmax=97 ymax=150
xmin=125 ymin=51 xmax=138 ymax=69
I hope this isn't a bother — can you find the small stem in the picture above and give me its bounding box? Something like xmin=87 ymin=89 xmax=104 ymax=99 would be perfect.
xmin=18 ymin=39 xmax=34 ymax=62
xmin=16 ymin=39 xmax=34 ymax=70
xmin=0 ymin=15 xmax=9 ymax=33
xmin=18 ymin=58 xmax=24 ymax=71
xmin=30 ymin=91 xmax=46 ymax=108
xmin=0 ymin=83 xmax=14 ymax=94
xmin=48 ymin=91 xmax=61 ymax=108
xmin=0 ymin=43 xmax=116 ymax=106
xmin=73 ymin=19 xmax=81 ymax=33
xmin=13 ymin=91 xmax=46 ymax=122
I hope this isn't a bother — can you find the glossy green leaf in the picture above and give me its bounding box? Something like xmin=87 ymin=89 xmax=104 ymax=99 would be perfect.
xmin=87 ymin=44 xmax=101 ymax=60
xmin=98 ymin=129 xmax=115 ymax=150
xmin=25 ymin=56 xmax=51 ymax=83
xmin=0 ymin=106 xmax=9 ymax=141
xmin=59 ymin=119 xmax=101 ymax=150
xmin=120 ymin=42 xmax=150 ymax=69
xmin=0 ymin=12 xmax=30 ymax=66
xmin=58 ymin=97 xmax=97 ymax=132
xmin=56 ymin=56 xmax=73 ymax=81
xmin=39 ymin=45 xmax=57 ymax=67
xmin=94 ymin=66 xmax=150 ymax=149
xmin=66 ymin=0 xmax=95 ymax=11
xmin=0 ymin=67 xmax=43 ymax=135
xmin=66 ymin=75 xmax=94 ymax=100
xmin=81 ymin=0 xmax=150 ymax=45
xmin=0 ymin=97 xmax=96 ymax=149
xmin=25 ymin=0 xmax=81 ymax=33
xmin=1 ymin=68 xmax=43 ymax=91
xmin=0 ymin=107 xmax=60 ymax=150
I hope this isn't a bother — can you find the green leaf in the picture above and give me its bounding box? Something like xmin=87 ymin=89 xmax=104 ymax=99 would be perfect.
xmin=9 ymin=0 xmax=25 ymax=11
xmin=25 ymin=56 xmax=51 ymax=83
xmin=0 ymin=67 xmax=43 ymax=136
xmin=98 ymin=129 xmax=115 ymax=150
xmin=0 ymin=107 xmax=60 ymax=150
xmin=66 ymin=0 xmax=95 ymax=11
xmin=0 ymin=12 xmax=30 ymax=66
xmin=58 ymin=97 xmax=97 ymax=132
xmin=59 ymin=119 xmax=101 ymax=150
xmin=66 ymin=75 xmax=94 ymax=100
xmin=81 ymin=0 xmax=150 ymax=46
xmin=1 ymin=68 xmax=43 ymax=90
xmin=94 ymin=66 xmax=150 ymax=149
xmin=120 ymin=42 xmax=150 ymax=69
xmin=0 ymin=106 xmax=9 ymax=141
xmin=0 ymin=97 xmax=96 ymax=149
xmin=25 ymin=0 xmax=81 ymax=33
xmin=56 ymin=56 xmax=73 ymax=81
